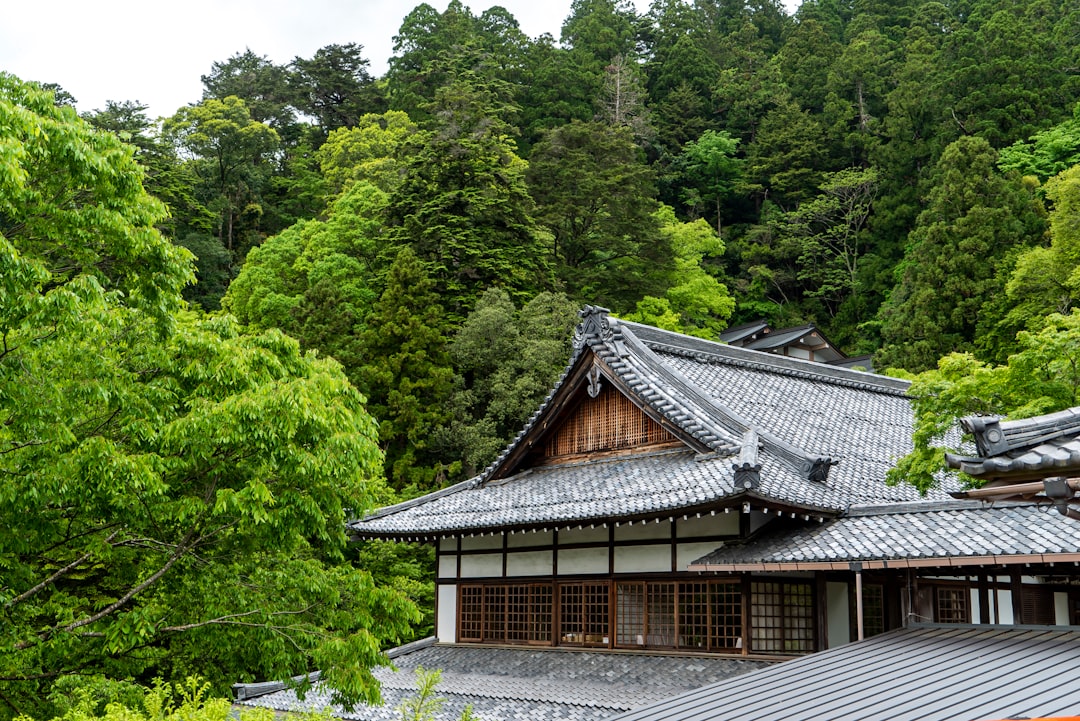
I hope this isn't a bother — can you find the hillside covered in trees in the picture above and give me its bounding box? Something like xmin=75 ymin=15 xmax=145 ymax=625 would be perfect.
xmin=65 ymin=0 xmax=1080 ymax=495
xmin=7 ymin=0 xmax=1080 ymax=713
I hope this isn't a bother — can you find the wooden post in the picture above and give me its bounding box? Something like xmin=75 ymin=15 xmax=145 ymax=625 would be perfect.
xmin=978 ymin=573 xmax=990 ymax=624
xmin=1010 ymin=568 xmax=1023 ymax=624
xmin=855 ymin=568 xmax=865 ymax=641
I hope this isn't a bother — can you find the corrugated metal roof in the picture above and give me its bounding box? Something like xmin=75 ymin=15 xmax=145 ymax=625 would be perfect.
xmin=235 ymin=642 xmax=768 ymax=721
xmin=608 ymin=625 xmax=1080 ymax=721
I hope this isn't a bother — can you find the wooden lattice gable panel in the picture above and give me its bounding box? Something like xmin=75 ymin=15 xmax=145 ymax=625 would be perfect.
xmin=541 ymin=377 xmax=679 ymax=460
xmin=482 ymin=309 xmax=743 ymax=483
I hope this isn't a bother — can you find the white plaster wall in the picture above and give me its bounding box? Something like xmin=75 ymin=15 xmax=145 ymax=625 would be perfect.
xmin=1055 ymin=592 xmax=1070 ymax=625
xmin=676 ymin=513 xmax=738 ymax=538
xmin=676 ymin=542 xmax=725 ymax=571
xmin=787 ymin=347 xmax=811 ymax=360
xmin=436 ymin=584 xmax=457 ymax=643
xmin=460 ymin=535 xmax=503 ymax=551
xmin=827 ymin=582 xmax=850 ymax=648
xmin=460 ymin=553 xmax=503 ymax=578
xmin=438 ymin=538 xmax=457 ymax=552
xmin=506 ymin=550 xmax=553 ymax=577
xmin=615 ymin=521 xmax=671 ymax=542
xmin=970 ymin=588 xmax=981 ymax=624
xmin=614 ymin=544 xmax=670 ymax=573
xmin=997 ymin=589 xmax=1015 ymax=624
xmin=437 ymin=554 xmax=457 ymax=579
xmin=558 ymin=547 xmax=608 ymax=575
xmin=507 ymin=529 xmax=553 ymax=548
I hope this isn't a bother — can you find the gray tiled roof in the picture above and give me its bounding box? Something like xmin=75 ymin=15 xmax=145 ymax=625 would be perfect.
xmin=351 ymin=314 xmax=956 ymax=538
xmin=607 ymin=624 xmax=1080 ymax=721
xmin=235 ymin=642 xmax=768 ymax=721
xmin=689 ymin=501 xmax=1080 ymax=569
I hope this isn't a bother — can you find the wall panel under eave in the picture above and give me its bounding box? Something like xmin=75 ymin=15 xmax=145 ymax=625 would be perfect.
xmin=437 ymin=584 xmax=457 ymax=642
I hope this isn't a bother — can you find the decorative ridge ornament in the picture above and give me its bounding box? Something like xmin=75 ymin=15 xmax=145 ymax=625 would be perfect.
xmin=573 ymin=305 xmax=614 ymax=349
xmin=586 ymin=365 xmax=603 ymax=398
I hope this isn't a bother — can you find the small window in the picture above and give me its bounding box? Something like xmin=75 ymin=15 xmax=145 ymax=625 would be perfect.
xmin=751 ymin=581 xmax=815 ymax=654
xmin=1020 ymin=586 xmax=1056 ymax=626
xmin=560 ymin=582 xmax=609 ymax=646
xmin=935 ymin=587 xmax=970 ymax=624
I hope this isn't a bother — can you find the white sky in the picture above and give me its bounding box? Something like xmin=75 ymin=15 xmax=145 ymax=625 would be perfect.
xmin=0 ymin=0 xmax=796 ymax=121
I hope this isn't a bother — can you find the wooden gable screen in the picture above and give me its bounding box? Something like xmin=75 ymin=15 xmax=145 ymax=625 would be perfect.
xmin=544 ymin=383 xmax=676 ymax=458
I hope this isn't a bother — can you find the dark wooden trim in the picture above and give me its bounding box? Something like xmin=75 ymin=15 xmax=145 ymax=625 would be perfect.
xmin=740 ymin=575 xmax=751 ymax=656
xmin=552 ymin=528 xmax=559 ymax=577
xmin=609 ymin=523 xmax=615 ymax=575
xmin=1010 ymin=569 xmax=1023 ymax=624
xmin=815 ymin=572 xmax=828 ymax=650
xmin=671 ymin=518 xmax=677 ymax=572
xmin=978 ymin=574 xmax=990 ymax=624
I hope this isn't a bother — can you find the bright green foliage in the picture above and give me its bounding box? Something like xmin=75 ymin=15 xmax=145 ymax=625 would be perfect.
xmin=625 ymin=206 xmax=735 ymax=338
xmin=161 ymin=96 xmax=280 ymax=259
xmin=0 ymin=73 xmax=191 ymax=332
xmin=998 ymin=103 xmax=1080 ymax=182
xmin=357 ymin=248 xmax=455 ymax=493
xmin=675 ymin=130 xmax=741 ymax=237
xmin=876 ymin=136 xmax=1045 ymax=372
xmin=441 ymin=290 xmax=579 ymax=477
xmin=386 ymin=75 xmax=551 ymax=316
xmin=888 ymin=313 xmax=1080 ymax=494
xmin=316 ymin=111 xmax=419 ymax=198
xmin=224 ymin=181 xmax=388 ymax=383
xmin=783 ymin=167 xmax=878 ymax=339
xmin=396 ymin=668 xmax=477 ymax=721
xmin=1005 ymin=164 xmax=1080 ymax=325
xmin=17 ymin=677 xmax=276 ymax=721
xmin=0 ymin=72 xmax=416 ymax=717
xmin=527 ymin=120 xmax=667 ymax=311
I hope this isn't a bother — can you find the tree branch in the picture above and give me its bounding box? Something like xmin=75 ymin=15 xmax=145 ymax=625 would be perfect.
xmin=5 ymin=530 xmax=119 ymax=609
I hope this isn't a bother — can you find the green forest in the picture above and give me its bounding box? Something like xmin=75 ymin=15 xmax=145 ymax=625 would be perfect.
xmin=5 ymin=0 xmax=1080 ymax=717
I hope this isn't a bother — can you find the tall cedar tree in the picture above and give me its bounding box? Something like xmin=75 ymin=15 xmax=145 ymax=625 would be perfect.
xmin=386 ymin=72 xmax=552 ymax=317
xmin=876 ymin=136 xmax=1045 ymax=372
xmin=527 ymin=120 xmax=667 ymax=311
xmin=358 ymin=248 xmax=455 ymax=494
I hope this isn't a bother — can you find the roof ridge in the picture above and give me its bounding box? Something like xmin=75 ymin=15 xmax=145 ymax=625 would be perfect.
xmin=844 ymin=499 xmax=1037 ymax=516
xmin=629 ymin=328 xmax=909 ymax=396
xmin=614 ymin=325 xmax=835 ymax=482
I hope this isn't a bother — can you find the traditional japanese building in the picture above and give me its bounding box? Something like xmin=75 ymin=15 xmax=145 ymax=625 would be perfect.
xmin=348 ymin=307 xmax=1080 ymax=655
xmin=236 ymin=307 xmax=1080 ymax=720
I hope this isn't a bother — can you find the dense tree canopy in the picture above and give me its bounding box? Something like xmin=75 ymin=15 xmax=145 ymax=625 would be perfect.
xmin=0 ymin=73 xmax=415 ymax=720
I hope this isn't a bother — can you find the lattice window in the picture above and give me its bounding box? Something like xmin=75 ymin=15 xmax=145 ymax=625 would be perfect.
xmin=560 ymin=582 xmax=609 ymax=646
xmin=935 ymin=587 xmax=970 ymax=624
xmin=460 ymin=583 xmax=553 ymax=645
xmin=647 ymin=582 xmax=676 ymax=646
xmin=709 ymin=582 xmax=743 ymax=651
xmin=483 ymin=585 xmax=506 ymax=641
xmin=850 ymin=584 xmax=886 ymax=641
xmin=679 ymin=582 xmax=710 ymax=650
xmin=751 ymin=581 xmax=815 ymax=654
xmin=459 ymin=585 xmax=484 ymax=642
xmin=1020 ymin=586 xmax=1056 ymax=625
xmin=616 ymin=582 xmax=645 ymax=645
xmin=545 ymin=384 xmax=675 ymax=458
